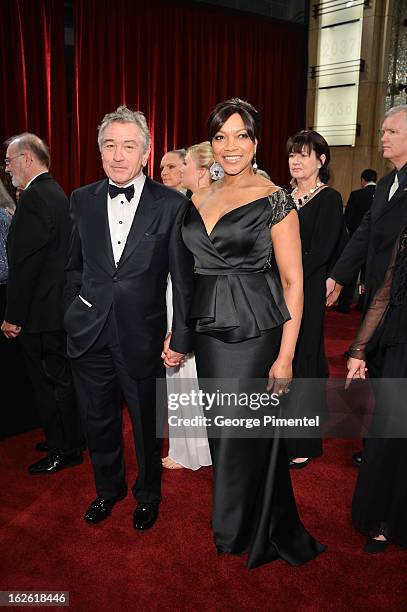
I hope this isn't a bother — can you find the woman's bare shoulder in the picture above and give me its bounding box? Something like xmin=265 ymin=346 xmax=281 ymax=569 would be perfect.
xmin=191 ymin=184 xmax=219 ymax=209
xmin=254 ymin=176 xmax=280 ymax=198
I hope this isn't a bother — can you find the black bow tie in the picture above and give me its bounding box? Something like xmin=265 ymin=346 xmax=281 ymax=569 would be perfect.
xmin=108 ymin=183 xmax=135 ymax=202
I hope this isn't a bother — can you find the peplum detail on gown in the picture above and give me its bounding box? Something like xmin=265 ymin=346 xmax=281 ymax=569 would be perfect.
xmin=190 ymin=268 xmax=290 ymax=341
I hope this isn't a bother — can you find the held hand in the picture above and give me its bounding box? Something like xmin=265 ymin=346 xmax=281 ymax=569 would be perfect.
xmin=164 ymin=348 xmax=186 ymax=369
xmin=161 ymin=333 xmax=171 ymax=359
xmin=267 ymin=359 xmax=292 ymax=395
xmin=345 ymin=357 xmax=368 ymax=389
xmin=326 ymin=278 xmax=343 ymax=306
xmin=1 ymin=320 xmax=22 ymax=339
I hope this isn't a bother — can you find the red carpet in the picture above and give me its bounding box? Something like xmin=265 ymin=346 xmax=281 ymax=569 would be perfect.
xmin=1 ymin=308 xmax=406 ymax=611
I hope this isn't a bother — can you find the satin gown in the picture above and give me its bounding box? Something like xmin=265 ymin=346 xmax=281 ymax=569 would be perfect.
xmin=182 ymin=190 xmax=326 ymax=568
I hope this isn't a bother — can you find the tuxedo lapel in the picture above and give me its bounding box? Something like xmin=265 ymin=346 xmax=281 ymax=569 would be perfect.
xmin=91 ymin=179 xmax=116 ymax=271
xmin=117 ymin=177 xmax=161 ymax=269
xmin=389 ymin=183 xmax=407 ymax=204
xmin=373 ymin=173 xmax=400 ymax=222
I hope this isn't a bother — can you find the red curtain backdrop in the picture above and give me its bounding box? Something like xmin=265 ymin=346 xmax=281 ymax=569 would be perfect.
xmin=71 ymin=0 xmax=306 ymax=189
xmin=0 ymin=0 xmax=69 ymax=192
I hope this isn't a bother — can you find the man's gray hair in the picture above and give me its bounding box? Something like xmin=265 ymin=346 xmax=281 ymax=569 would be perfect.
xmin=4 ymin=133 xmax=51 ymax=168
xmin=385 ymin=104 xmax=407 ymax=123
xmin=97 ymin=106 xmax=151 ymax=153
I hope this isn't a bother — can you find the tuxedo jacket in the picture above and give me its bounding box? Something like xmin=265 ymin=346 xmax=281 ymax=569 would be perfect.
xmin=344 ymin=184 xmax=375 ymax=236
xmin=331 ymin=171 xmax=407 ymax=310
xmin=6 ymin=172 xmax=70 ymax=332
xmin=64 ymin=176 xmax=194 ymax=379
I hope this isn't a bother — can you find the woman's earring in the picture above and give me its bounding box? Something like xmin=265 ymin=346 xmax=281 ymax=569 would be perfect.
xmin=210 ymin=162 xmax=224 ymax=181
xmin=252 ymin=154 xmax=258 ymax=173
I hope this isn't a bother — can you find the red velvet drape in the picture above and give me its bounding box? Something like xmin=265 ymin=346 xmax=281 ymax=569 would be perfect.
xmin=71 ymin=0 xmax=306 ymax=189
xmin=0 ymin=0 xmax=69 ymax=193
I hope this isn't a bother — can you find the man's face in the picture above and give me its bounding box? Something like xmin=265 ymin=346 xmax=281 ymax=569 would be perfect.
xmin=381 ymin=112 xmax=407 ymax=169
xmin=5 ymin=143 xmax=27 ymax=188
xmin=100 ymin=121 xmax=150 ymax=185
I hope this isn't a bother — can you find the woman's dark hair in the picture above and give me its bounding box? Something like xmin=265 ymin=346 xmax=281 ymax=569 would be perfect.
xmin=208 ymin=98 xmax=261 ymax=143
xmin=286 ymin=130 xmax=330 ymax=183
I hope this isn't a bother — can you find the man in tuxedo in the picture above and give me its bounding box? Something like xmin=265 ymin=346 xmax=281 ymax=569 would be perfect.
xmin=1 ymin=133 xmax=83 ymax=472
xmin=326 ymin=105 xmax=407 ymax=464
xmin=65 ymin=106 xmax=194 ymax=529
xmin=335 ymin=168 xmax=377 ymax=313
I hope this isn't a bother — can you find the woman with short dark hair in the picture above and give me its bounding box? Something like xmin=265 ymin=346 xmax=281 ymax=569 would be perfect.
xmin=180 ymin=99 xmax=325 ymax=569
xmin=285 ymin=130 xmax=347 ymax=469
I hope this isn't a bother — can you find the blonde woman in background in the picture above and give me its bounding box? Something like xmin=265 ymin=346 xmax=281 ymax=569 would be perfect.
xmin=162 ymin=142 xmax=214 ymax=470
xmin=180 ymin=141 xmax=215 ymax=193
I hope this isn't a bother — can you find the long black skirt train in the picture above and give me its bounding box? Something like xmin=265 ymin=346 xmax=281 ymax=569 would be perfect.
xmin=352 ymin=343 xmax=407 ymax=547
xmin=194 ymin=328 xmax=326 ymax=569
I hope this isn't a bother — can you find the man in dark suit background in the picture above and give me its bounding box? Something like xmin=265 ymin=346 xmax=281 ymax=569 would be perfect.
xmin=335 ymin=168 xmax=377 ymax=313
xmin=327 ymin=105 xmax=407 ymax=337
xmin=326 ymin=105 xmax=407 ymax=464
xmin=1 ymin=133 xmax=83 ymax=473
xmin=65 ymin=106 xmax=194 ymax=529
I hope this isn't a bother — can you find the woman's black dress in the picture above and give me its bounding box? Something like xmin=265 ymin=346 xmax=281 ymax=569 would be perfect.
xmin=350 ymin=230 xmax=407 ymax=547
xmin=286 ymin=187 xmax=346 ymax=459
xmin=182 ymin=190 xmax=326 ymax=568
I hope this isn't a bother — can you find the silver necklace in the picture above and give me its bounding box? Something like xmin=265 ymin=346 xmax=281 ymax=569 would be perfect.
xmin=292 ymin=181 xmax=324 ymax=209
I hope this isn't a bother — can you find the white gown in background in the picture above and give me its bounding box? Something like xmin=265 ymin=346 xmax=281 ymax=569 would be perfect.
xmin=165 ymin=277 xmax=212 ymax=470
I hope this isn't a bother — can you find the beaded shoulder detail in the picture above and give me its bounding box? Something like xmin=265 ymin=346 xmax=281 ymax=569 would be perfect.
xmin=267 ymin=189 xmax=295 ymax=228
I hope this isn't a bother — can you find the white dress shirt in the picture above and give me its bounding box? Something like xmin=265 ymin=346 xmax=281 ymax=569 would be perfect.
xmin=388 ymin=173 xmax=399 ymax=201
xmin=107 ymin=173 xmax=146 ymax=266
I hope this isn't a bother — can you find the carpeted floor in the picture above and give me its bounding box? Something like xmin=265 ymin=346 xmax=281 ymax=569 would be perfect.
xmin=0 ymin=308 xmax=406 ymax=611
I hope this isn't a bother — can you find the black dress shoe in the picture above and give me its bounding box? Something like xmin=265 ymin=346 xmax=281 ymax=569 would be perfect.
xmin=363 ymin=537 xmax=389 ymax=554
xmin=84 ymin=494 xmax=127 ymax=524
xmin=352 ymin=451 xmax=363 ymax=467
xmin=35 ymin=440 xmax=50 ymax=453
xmin=289 ymin=458 xmax=311 ymax=470
xmin=28 ymin=451 xmax=83 ymax=475
xmin=133 ymin=502 xmax=159 ymax=530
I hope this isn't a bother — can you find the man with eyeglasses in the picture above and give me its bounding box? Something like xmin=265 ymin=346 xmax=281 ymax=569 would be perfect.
xmin=326 ymin=104 xmax=407 ymax=464
xmin=1 ymin=133 xmax=83 ymax=474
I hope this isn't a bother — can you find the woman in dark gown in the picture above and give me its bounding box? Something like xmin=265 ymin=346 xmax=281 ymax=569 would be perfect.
xmin=347 ymin=229 xmax=407 ymax=552
xmin=181 ymin=98 xmax=325 ymax=569
xmin=285 ymin=131 xmax=347 ymax=468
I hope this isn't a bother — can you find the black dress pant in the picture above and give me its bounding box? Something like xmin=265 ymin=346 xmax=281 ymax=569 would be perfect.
xmin=0 ymin=284 xmax=39 ymax=439
xmin=338 ymin=280 xmax=357 ymax=310
xmin=18 ymin=329 xmax=82 ymax=453
xmin=70 ymin=313 xmax=164 ymax=502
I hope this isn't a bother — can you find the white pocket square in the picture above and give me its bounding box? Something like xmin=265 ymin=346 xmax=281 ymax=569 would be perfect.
xmin=79 ymin=295 xmax=93 ymax=308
